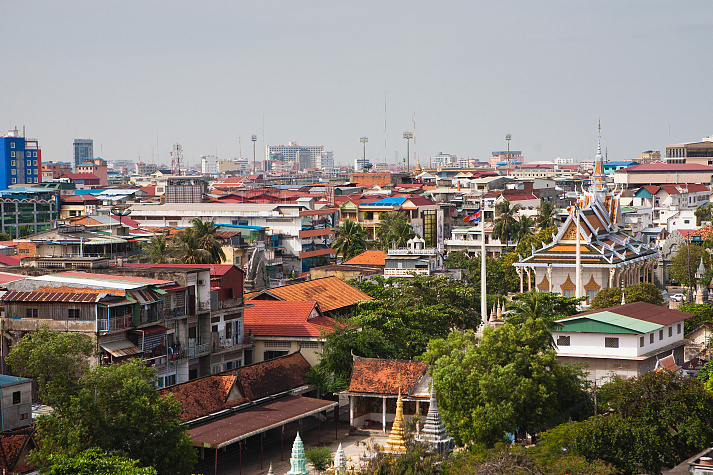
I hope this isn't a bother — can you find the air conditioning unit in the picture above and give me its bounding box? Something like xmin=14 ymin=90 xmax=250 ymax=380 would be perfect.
xmin=198 ymin=279 xmax=205 ymax=285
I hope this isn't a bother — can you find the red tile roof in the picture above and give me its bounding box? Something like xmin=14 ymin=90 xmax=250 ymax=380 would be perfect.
xmin=619 ymin=163 xmax=713 ymax=172
xmin=348 ymin=356 xmax=429 ymax=396
xmin=233 ymin=352 xmax=311 ymax=401
xmin=0 ymin=255 xmax=21 ymax=266
xmin=244 ymin=300 xmax=342 ymax=337
xmin=576 ymin=301 xmax=693 ymax=326
xmin=342 ymin=250 xmax=387 ymax=267
xmin=160 ymin=375 xmax=242 ymax=421
xmin=245 ymin=276 xmax=372 ymax=312
xmin=0 ymin=428 xmax=35 ymax=474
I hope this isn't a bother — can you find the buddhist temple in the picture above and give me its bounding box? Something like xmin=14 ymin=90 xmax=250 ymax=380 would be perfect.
xmin=334 ymin=443 xmax=347 ymax=475
xmin=415 ymin=384 xmax=454 ymax=456
xmin=286 ymin=432 xmax=309 ymax=475
xmin=514 ymin=127 xmax=658 ymax=304
xmin=385 ymin=388 xmax=407 ymax=453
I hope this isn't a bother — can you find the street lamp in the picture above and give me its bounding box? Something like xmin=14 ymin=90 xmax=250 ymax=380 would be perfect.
xmin=251 ymin=134 xmax=258 ymax=173
xmin=360 ymin=137 xmax=368 ymax=171
xmin=403 ymin=131 xmax=413 ymax=174
xmin=506 ymin=133 xmax=512 ymax=176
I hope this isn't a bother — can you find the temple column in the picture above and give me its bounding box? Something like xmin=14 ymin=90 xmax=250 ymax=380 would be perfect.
xmin=609 ymin=268 xmax=616 ymax=288
xmin=547 ymin=266 xmax=553 ymax=293
xmin=517 ymin=268 xmax=523 ymax=294
xmin=382 ymin=397 xmax=387 ymax=434
xmin=350 ymin=396 xmax=354 ymax=428
xmin=526 ymin=268 xmax=532 ymax=292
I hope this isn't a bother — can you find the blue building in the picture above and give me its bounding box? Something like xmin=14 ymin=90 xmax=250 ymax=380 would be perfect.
xmin=0 ymin=128 xmax=41 ymax=189
xmin=603 ymin=161 xmax=638 ymax=175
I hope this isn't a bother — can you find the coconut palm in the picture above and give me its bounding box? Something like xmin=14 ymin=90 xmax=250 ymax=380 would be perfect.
xmin=173 ymin=228 xmax=212 ymax=264
xmin=189 ymin=218 xmax=225 ymax=263
xmin=141 ymin=233 xmax=175 ymax=263
xmin=536 ymin=201 xmax=557 ymax=230
xmin=332 ymin=219 xmax=368 ymax=261
xmin=492 ymin=200 xmax=521 ymax=245
xmin=376 ymin=211 xmax=416 ymax=250
xmin=514 ymin=215 xmax=535 ymax=243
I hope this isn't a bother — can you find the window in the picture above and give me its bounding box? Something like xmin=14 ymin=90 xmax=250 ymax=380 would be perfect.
xmin=659 ymin=329 xmax=664 ymax=340
xmin=10 ymin=142 xmax=15 ymax=148
xmin=678 ymin=323 xmax=681 ymax=334
xmin=605 ymin=337 xmax=619 ymax=348
xmin=10 ymin=160 xmax=14 ymax=166
xmin=300 ymin=341 xmax=319 ymax=349
xmin=562 ymin=289 xmax=574 ymax=297
xmin=586 ymin=289 xmax=597 ymax=302
xmin=650 ymin=333 xmax=654 ymax=344
xmin=33 ymin=160 xmax=37 ymax=166
xmin=25 ymin=308 xmax=38 ymax=318
xmin=11 ymin=170 xmax=15 ymax=175
xmin=12 ymin=391 xmax=20 ymax=404
xmin=10 ymin=152 xmax=14 ymax=158
xmin=67 ymin=308 xmax=81 ymax=319
xmin=640 ymin=336 xmax=645 ymax=347
xmin=11 ymin=179 xmax=16 ymax=184
xmin=19 ymin=413 xmax=28 ymax=420
xmin=34 ymin=178 xmax=37 ymax=183
xmin=557 ymin=335 xmax=571 ymax=346
xmin=33 ymin=152 xmax=37 ymax=157
xmin=668 ymin=326 xmax=673 ymax=337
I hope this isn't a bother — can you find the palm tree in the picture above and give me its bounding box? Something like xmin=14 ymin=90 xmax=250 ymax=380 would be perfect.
xmin=141 ymin=233 xmax=175 ymax=263
xmin=536 ymin=201 xmax=557 ymax=230
xmin=492 ymin=200 xmax=521 ymax=245
xmin=514 ymin=215 xmax=535 ymax=243
xmin=376 ymin=211 xmax=416 ymax=250
xmin=189 ymin=218 xmax=225 ymax=263
xmin=332 ymin=219 xmax=368 ymax=261
xmin=173 ymin=228 xmax=211 ymax=264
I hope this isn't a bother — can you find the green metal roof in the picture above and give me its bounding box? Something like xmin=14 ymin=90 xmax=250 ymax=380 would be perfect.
xmin=555 ymin=311 xmax=662 ymax=334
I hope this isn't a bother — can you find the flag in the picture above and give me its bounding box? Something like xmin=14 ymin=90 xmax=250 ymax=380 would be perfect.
xmin=463 ymin=209 xmax=482 ymax=223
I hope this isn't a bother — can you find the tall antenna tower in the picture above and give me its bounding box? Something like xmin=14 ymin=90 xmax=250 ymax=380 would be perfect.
xmin=171 ymin=143 xmax=183 ymax=176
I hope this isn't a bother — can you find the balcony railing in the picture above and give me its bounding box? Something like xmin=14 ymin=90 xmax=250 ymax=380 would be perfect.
xmin=197 ymin=301 xmax=211 ymax=313
xmin=97 ymin=315 xmax=133 ymax=331
xmin=187 ymin=343 xmax=210 ymax=358
xmin=384 ymin=268 xmax=430 ymax=277
xmin=161 ymin=307 xmax=186 ymax=319
xmin=387 ymin=248 xmax=439 ymax=255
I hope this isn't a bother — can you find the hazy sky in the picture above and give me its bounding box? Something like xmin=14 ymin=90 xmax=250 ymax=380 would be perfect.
xmin=2 ymin=1 xmax=713 ymax=167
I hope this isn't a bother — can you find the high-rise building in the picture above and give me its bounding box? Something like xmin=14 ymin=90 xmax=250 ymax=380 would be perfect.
xmin=0 ymin=128 xmax=41 ymax=189
xmin=73 ymin=139 xmax=93 ymax=170
xmin=201 ymin=155 xmax=219 ymax=175
xmin=267 ymin=142 xmax=324 ymax=171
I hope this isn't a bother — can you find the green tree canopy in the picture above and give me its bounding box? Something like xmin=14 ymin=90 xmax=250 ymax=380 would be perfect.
xmin=492 ymin=200 xmax=521 ymax=245
xmin=376 ymin=211 xmax=416 ymax=250
xmin=623 ymin=282 xmax=663 ymax=306
xmin=332 ymin=219 xmax=368 ymax=261
xmin=422 ymin=322 xmax=587 ymax=447
xmin=536 ymin=200 xmax=557 ymax=230
xmin=139 ymin=233 xmax=175 ymax=264
xmin=669 ymin=242 xmax=709 ymax=288
xmin=5 ymin=327 xmax=94 ymax=407
xmin=568 ymin=371 xmax=713 ymax=475
xmin=589 ymin=287 xmax=622 ymax=310
xmin=45 ymin=448 xmax=157 ymax=475
xmin=679 ymin=302 xmax=713 ymax=334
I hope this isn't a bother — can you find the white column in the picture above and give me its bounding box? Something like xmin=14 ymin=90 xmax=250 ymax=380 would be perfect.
xmin=526 ymin=268 xmax=532 ymax=292
xmin=547 ymin=266 xmax=553 ymax=293
xmin=349 ymin=396 xmax=354 ymax=428
xmin=382 ymin=397 xmax=387 ymax=434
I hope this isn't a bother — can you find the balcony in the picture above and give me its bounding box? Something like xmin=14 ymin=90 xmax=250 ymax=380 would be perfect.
xmin=97 ymin=315 xmax=133 ymax=331
xmin=161 ymin=307 xmax=186 ymax=319
xmin=387 ymin=248 xmax=439 ymax=255
xmin=212 ymin=334 xmax=254 ymax=353
xmin=197 ymin=301 xmax=211 ymax=313
xmin=384 ymin=268 xmax=430 ymax=277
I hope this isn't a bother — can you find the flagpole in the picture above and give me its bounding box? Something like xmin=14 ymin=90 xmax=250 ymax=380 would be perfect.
xmin=481 ymin=196 xmax=487 ymax=327
xmin=575 ymin=202 xmax=583 ymax=299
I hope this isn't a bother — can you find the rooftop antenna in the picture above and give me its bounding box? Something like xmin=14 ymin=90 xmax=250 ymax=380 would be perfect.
xmin=171 ymin=143 xmax=182 ymax=175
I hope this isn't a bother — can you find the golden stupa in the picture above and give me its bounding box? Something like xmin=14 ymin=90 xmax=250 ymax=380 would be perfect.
xmin=386 ymin=387 xmax=407 ymax=453
xmin=412 ymin=159 xmax=423 ymax=176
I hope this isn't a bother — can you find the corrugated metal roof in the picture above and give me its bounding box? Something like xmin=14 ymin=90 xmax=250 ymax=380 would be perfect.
xmin=100 ymin=340 xmax=142 ymax=357
xmin=556 ymin=311 xmax=662 ymax=334
xmin=0 ymin=291 xmax=101 ymax=303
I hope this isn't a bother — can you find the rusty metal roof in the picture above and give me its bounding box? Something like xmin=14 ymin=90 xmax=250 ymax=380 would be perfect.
xmin=187 ymin=396 xmax=337 ymax=449
xmin=99 ymin=340 xmax=142 ymax=357
xmin=0 ymin=291 xmax=102 ymax=303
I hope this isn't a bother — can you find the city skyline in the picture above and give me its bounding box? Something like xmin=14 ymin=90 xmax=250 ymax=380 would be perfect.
xmin=2 ymin=1 xmax=713 ymax=167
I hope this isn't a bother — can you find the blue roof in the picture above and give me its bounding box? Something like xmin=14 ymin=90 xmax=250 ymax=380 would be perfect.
xmin=604 ymin=161 xmax=638 ymax=167
xmin=0 ymin=374 xmax=32 ymax=387
xmin=361 ymin=197 xmax=406 ymax=206
xmin=74 ymin=189 xmax=105 ymax=195
xmin=217 ymin=224 xmax=267 ymax=230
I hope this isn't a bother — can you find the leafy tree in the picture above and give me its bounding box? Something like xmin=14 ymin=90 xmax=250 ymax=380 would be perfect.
xmin=623 ymin=282 xmax=663 ymax=306
xmin=570 ymin=371 xmax=713 ymax=475
xmin=0 ymin=232 xmax=11 ymax=241
xmin=536 ymin=201 xmax=557 ymax=230
xmin=376 ymin=211 xmax=416 ymax=250
xmin=695 ymin=203 xmax=713 ymax=226
xmin=669 ymin=242 xmax=708 ymax=289
xmin=589 ymin=287 xmax=622 ymax=310
xmin=492 ymin=200 xmax=520 ymax=245
xmin=365 ymin=440 xmax=445 ymax=475
xmin=679 ymin=302 xmax=713 ymax=334
xmin=332 ymin=219 xmax=368 ymax=261
xmin=5 ymin=327 xmax=94 ymax=407
xmin=45 ymin=448 xmax=157 ymax=475
xmin=140 ymin=233 xmax=175 ymax=264
xmin=423 ymin=323 xmax=587 ymax=447
xmin=444 ymin=252 xmax=519 ymax=295
xmin=305 ymin=446 xmax=333 ymax=473
xmin=513 ymin=215 xmax=535 ymax=243
xmin=507 ymin=291 xmax=583 ymax=327
xmin=10 ymin=336 xmax=197 ymax=475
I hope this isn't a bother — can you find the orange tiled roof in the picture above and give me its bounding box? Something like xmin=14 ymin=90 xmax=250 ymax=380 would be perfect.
xmin=159 ymin=375 xmax=241 ymax=421
xmin=348 ymin=356 xmax=429 ymax=396
xmin=688 ymin=226 xmax=713 ymax=241
xmin=0 ymin=428 xmax=35 ymax=474
xmin=245 ymin=276 xmax=372 ymax=312
xmin=244 ymin=300 xmax=342 ymax=337
xmin=342 ymin=250 xmax=388 ymax=267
